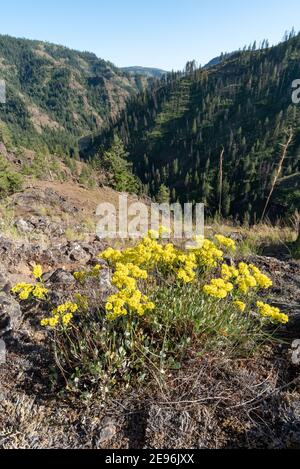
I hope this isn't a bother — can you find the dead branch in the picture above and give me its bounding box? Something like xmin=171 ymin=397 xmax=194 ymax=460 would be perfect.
xmin=261 ymin=129 xmax=293 ymax=221
xmin=219 ymin=147 xmax=225 ymax=216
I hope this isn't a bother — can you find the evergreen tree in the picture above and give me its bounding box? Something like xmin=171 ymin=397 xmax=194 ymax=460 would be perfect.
xmin=156 ymin=184 xmax=170 ymax=204
xmin=101 ymin=136 xmax=140 ymax=193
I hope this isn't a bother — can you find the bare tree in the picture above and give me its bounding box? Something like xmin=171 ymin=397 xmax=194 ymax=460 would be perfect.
xmin=261 ymin=129 xmax=293 ymax=222
xmin=219 ymin=147 xmax=224 ymax=216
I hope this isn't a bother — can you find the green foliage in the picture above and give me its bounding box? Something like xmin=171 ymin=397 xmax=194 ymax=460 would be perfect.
xmin=0 ymin=34 xmax=147 ymax=156
xmin=0 ymin=155 xmax=23 ymax=197
xmin=156 ymin=184 xmax=170 ymax=203
xmin=51 ymin=282 xmax=269 ymax=397
xmin=24 ymin=233 xmax=282 ymax=397
xmin=101 ymin=136 xmax=141 ymax=193
xmin=78 ymin=164 xmax=97 ymax=188
xmin=92 ymin=33 xmax=300 ymax=222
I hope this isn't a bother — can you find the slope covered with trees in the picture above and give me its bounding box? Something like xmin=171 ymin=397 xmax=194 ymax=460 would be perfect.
xmin=91 ymin=32 xmax=300 ymax=223
xmin=0 ymin=35 xmax=149 ymax=156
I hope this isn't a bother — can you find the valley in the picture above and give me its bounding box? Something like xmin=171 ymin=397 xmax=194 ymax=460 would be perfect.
xmin=0 ymin=25 xmax=300 ymax=451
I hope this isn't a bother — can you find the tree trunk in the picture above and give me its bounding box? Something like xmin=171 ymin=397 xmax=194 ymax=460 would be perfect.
xmin=294 ymin=223 xmax=300 ymax=259
xmin=261 ymin=129 xmax=293 ymax=222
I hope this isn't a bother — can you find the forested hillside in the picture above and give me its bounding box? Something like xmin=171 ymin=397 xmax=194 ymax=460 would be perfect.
xmin=92 ymin=33 xmax=300 ymax=222
xmin=0 ymin=35 xmax=148 ymax=156
xmin=121 ymin=66 xmax=168 ymax=78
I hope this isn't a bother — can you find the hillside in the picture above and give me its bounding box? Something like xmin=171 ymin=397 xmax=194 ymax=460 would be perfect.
xmin=121 ymin=66 xmax=168 ymax=78
xmin=0 ymin=172 xmax=300 ymax=448
xmin=90 ymin=33 xmax=300 ymax=223
xmin=0 ymin=35 xmax=149 ymax=156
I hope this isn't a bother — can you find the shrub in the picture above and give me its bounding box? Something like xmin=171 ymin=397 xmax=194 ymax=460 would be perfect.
xmin=12 ymin=232 xmax=288 ymax=397
xmin=100 ymin=136 xmax=141 ymax=193
xmin=0 ymin=155 xmax=23 ymax=197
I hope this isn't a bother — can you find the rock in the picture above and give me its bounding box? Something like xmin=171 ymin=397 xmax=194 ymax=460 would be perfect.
xmin=48 ymin=223 xmax=65 ymax=237
xmin=45 ymin=269 xmax=76 ymax=286
xmin=67 ymin=243 xmax=91 ymax=263
xmin=97 ymin=419 xmax=117 ymax=445
xmin=0 ymin=338 xmax=6 ymax=364
xmin=0 ymin=292 xmax=22 ymax=336
xmin=28 ymin=217 xmax=65 ymax=238
xmin=98 ymin=269 xmax=112 ymax=290
xmin=291 ymin=340 xmax=300 ymax=365
xmin=88 ymin=258 xmax=108 ymax=268
xmin=14 ymin=219 xmax=34 ymax=233
xmin=0 ymin=271 xmax=10 ymax=293
xmin=230 ymin=232 xmax=246 ymax=243
xmin=0 ymin=235 xmax=13 ymax=255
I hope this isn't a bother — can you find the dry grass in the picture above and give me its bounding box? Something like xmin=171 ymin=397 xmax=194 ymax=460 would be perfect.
xmin=1 ymin=343 xmax=299 ymax=449
xmin=206 ymin=220 xmax=295 ymax=258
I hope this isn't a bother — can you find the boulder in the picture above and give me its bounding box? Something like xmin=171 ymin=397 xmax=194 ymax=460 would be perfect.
xmin=45 ymin=269 xmax=76 ymax=286
xmin=14 ymin=218 xmax=35 ymax=233
xmin=67 ymin=242 xmax=91 ymax=263
xmin=0 ymin=292 xmax=22 ymax=336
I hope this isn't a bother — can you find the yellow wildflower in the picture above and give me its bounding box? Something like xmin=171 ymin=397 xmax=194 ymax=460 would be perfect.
xmin=32 ymin=284 xmax=48 ymax=300
xmin=256 ymin=301 xmax=288 ymax=324
xmin=32 ymin=264 xmax=43 ymax=280
xmin=215 ymin=235 xmax=236 ymax=252
xmin=233 ymin=300 xmax=246 ymax=313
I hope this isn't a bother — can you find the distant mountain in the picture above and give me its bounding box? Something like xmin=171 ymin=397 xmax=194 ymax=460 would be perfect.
xmin=204 ymin=52 xmax=236 ymax=69
xmin=0 ymin=35 xmax=149 ymax=155
xmin=121 ymin=66 xmax=168 ymax=79
xmin=90 ymin=34 xmax=300 ymax=222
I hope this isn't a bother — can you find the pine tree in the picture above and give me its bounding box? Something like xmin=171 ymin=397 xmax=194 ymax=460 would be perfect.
xmin=156 ymin=184 xmax=170 ymax=204
xmin=101 ymin=136 xmax=140 ymax=193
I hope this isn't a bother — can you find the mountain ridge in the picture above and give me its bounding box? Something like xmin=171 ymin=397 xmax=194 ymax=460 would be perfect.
xmin=0 ymin=34 xmax=151 ymax=156
xmin=121 ymin=66 xmax=168 ymax=78
xmin=88 ymin=33 xmax=300 ymax=222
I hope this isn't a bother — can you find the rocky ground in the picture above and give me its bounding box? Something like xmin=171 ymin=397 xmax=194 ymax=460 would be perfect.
xmin=0 ymin=181 xmax=300 ymax=449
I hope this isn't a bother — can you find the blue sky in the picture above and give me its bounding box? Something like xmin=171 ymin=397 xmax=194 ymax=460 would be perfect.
xmin=0 ymin=0 xmax=299 ymax=70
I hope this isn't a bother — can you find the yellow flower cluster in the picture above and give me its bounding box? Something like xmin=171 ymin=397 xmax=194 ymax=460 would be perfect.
xmin=205 ymin=263 xmax=274 ymax=298
xmin=11 ymin=265 xmax=48 ymax=301
xmin=106 ymin=258 xmax=154 ymax=320
xmin=41 ymin=301 xmax=79 ymax=328
xmin=249 ymin=264 xmax=273 ymax=289
xmin=105 ymin=289 xmax=155 ymax=321
xmin=112 ymin=263 xmax=148 ymax=290
xmin=221 ymin=264 xmax=239 ymax=281
xmin=13 ymin=233 xmax=286 ymax=330
xmin=101 ymin=234 xmax=197 ymax=285
xmin=101 ymin=232 xmax=201 ymax=320
xmin=202 ymin=257 xmax=286 ymax=324
xmin=235 ymin=263 xmax=272 ymax=295
xmin=203 ymin=278 xmax=234 ymax=299
xmin=191 ymin=239 xmax=224 ymax=269
xmin=176 ymin=252 xmax=197 ymax=283
xmin=233 ymin=300 xmax=247 ymax=312
xmin=215 ymin=235 xmax=236 ymax=252
xmin=32 ymin=264 xmax=43 ymax=280
xmin=256 ymin=302 xmax=288 ymax=324
xmin=101 ymin=233 xmax=274 ymax=321
xmin=11 ymin=282 xmax=48 ymax=300
xmin=235 ymin=262 xmax=258 ymax=295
